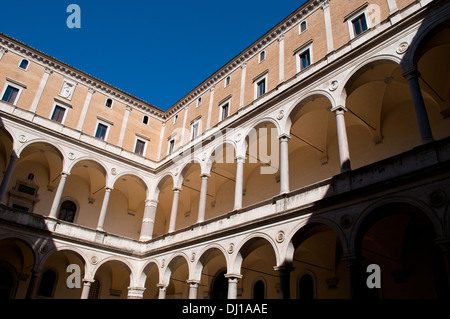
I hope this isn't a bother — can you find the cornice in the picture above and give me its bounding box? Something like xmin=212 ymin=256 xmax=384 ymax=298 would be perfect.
xmin=163 ymin=0 xmax=327 ymax=118
xmin=0 ymin=33 xmax=166 ymax=120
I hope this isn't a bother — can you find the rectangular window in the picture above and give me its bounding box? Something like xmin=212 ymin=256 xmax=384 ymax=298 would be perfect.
xmin=2 ymin=85 xmax=19 ymax=104
xmin=299 ymin=49 xmax=311 ymax=70
xmin=352 ymin=14 xmax=368 ymax=36
xmin=51 ymin=105 xmax=66 ymax=123
xmin=220 ymin=102 xmax=229 ymax=122
xmin=191 ymin=120 xmax=200 ymax=140
xmin=300 ymin=21 xmax=307 ymax=33
xmin=173 ymin=114 xmax=178 ymax=124
xmin=134 ymin=139 xmax=146 ymax=156
xmin=257 ymin=78 xmax=266 ymax=98
xmin=168 ymin=139 xmax=175 ymax=155
xmin=95 ymin=123 xmax=108 ymax=140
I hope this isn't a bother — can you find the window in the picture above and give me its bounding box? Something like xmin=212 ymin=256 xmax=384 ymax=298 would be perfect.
xmin=352 ymin=13 xmax=368 ymax=37
xmin=58 ymin=200 xmax=76 ymax=223
xmin=220 ymin=102 xmax=229 ymax=122
xmin=1 ymin=85 xmax=20 ymax=105
xmin=191 ymin=120 xmax=200 ymax=140
xmin=19 ymin=59 xmax=29 ymax=70
xmin=105 ymin=98 xmax=113 ymax=108
xmin=95 ymin=123 xmax=109 ymax=140
xmin=298 ymin=274 xmax=314 ymax=299
xmin=300 ymin=21 xmax=307 ymax=33
xmin=37 ymin=270 xmax=57 ymax=298
xmin=297 ymin=47 xmax=311 ymax=72
xmin=225 ymin=76 xmax=231 ymax=87
xmin=253 ymin=280 xmax=265 ymax=299
xmin=197 ymin=97 xmax=202 ymax=107
xmin=142 ymin=115 xmax=149 ymax=125
xmin=255 ymin=77 xmax=267 ymax=99
xmin=88 ymin=279 xmax=101 ymax=299
xmin=134 ymin=139 xmax=146 ymax=156
xmin=168 ymin=138 xmax=175 ymax=155
xmin=259 ymin=50 xmax=266 ymax=63
xmin=173 ymin=114 xmax=178 ymax=124
xmin=51 ymin=105 xmax=66 ymax=123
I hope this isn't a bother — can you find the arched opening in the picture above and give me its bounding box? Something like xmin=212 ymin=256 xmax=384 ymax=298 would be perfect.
xmin=66 ymin=160 xmax=106 ymax=230
xmin=37 ymin=269 xmax=57 ymax=298
xmin=0 ymin=127 xmax=14 ymax=183
xmin=93 ymin=260 xmax=131 ymax=299
xmin=10 ymin=142 xmax=63 ymax=214
xmin=288 ymin=95 xmax=340 ymax=190
xmin=238 ymin=237 xmax=278 ymax=299
xmin=211 ymin=269 xmax=228 ymax=299
xmin=142 ymin=262 xmax=159 ymax=299
xmin=243 ymin=122 xmax=280 ymax=207
xmin=207 ymin=143 xmax=237 ymax=218
xmin=58 ymin=200 xmax=77 ymax=223
xmin=165 ymin=256 xmax=189 ymax=299
xmin=355 ymin=202 xmax=447 ymax=298
xmin=298 ymin=273 xmax=314 ymax=300
xmin=88 ymin=278 xmax=101 ymax=299
xmin=110 ymin=174 xmax=147 ymax=239
xmin=39 ymin=249 xmax=85 ymax=298
xmin=253 ymin=279 xmax=265 ymax=299
xmin=0 ymin=263 xmax=17 ymax=299
xmin=413 ymin=20 xmax=450 ymax=141
xmin=179 ymin=162 xmax=203 ymax=227
xmin=344 ymin=60 xmax=420 ymax=169
xmin=153 ymin=175 xmax=174 ymax=237
xmin=290 ymin=223 xmax=347 ymax=299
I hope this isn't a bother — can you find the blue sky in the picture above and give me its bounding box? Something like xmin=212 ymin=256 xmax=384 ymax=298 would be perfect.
xmin=0 ymin=1 xmax=306 ymax=111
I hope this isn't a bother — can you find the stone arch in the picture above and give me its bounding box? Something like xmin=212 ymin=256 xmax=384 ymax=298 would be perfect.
xmin=68 ymin=156 xmax=108 ymax=183
xmin=111 ymin=171 xmax=150 ymax=199
xmin=193 ymin=244 xmax=229 ymax=280
xmin=152 ymin=173 xmax=175 ymax=199
xmin=138 ymin=260 xmax=160 ymax=287
xmin=204 ymin=140 xmax=238 ymax=175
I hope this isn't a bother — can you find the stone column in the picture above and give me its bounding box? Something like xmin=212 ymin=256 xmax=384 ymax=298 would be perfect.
xmin=157 ymin=284 xmax=167 ymax=299
xmin=187 ymin=280 xmax=200 ymax=299
xmin=274 ymin=264 xmax=294 ymax=299
xmin=48 ymin=172 xmax=69 ymax=219
xmin=279 ymin=135 xmax=290 ymax=195
xmin=168 ymin=187 xmax=181 ymax=233
xmin=139 ymin=199 xmax=158 ymax=241
xmin=197 ymin=174 xmax=210 ymax=223
xmin=96 ymin=187 xmax=112 ymax=231
xmin=127 ymin=287 xmax=146 ymax=299
xmin=30 ymin=68 xmax=52 ymax=113
xmin=0 ymin=154 xmax=18 ymax=204
xmin=225 ymin=274 xmax=242 ymax=299
xmin=25 ymin=269 xmax=41 ymax=299
xmin=403 ymin=69 xmax=434 ymax=144
xmin=80 ymin=279 xmax=94 ymax=299
xmin=234 ymin=156 xmax=245 ymax=210
xmin=342 ymin=254 xmax=362 ymax=299
xmin=332 ymin=106 xmax=351 ymax=172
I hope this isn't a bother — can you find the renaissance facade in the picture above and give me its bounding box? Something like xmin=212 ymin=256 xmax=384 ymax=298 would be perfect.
xmin=0 ymin=0 xmax=449 ymax=299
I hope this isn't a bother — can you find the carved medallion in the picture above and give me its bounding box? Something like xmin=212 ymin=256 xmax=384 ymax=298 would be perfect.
xmin=396 ymin=42 xmax=408 ymax=55
xmin=276 ymin=230 xmax=285 ymax=243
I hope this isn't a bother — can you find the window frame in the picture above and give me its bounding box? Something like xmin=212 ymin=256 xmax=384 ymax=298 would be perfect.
xmin=259 ymin=50 xmax=266 ymax=63
xmin=295 ymin=44 xmax=313 ymax=73
xmin=134 ymin=138 xmax=147 ymax=156
xmin=224 ymin=76 xmax=231 ymax=88
xmin=50 ymin=103 xmax=69 ymax=124
xmin=347 ymin=8 xmax=369 ymax=39
xmin=18 ymin=59 xmax=29 ymax=71
xmin=167 ymin=138 xmax=176 ymax=155
xmin=57 ymin=199 xmax=78 ymax=223
xmin=196 ymin=96 xmax=202 ymax=108
xmin=299 ymin=20 xmax=307 ymax=34
xmin=219 ymin=99 xmax=230 ymax=122
xmin=142 ymin=115 xmax=149 ymax=125
xmin=94 ymin=121 xmax=110 ymax=141
xmin=254 ymin=73 xmax=268 ymax=99
xmin=1 ymin=81 xmax=24 ymax=106
xmin=190 ymin=118 xmax=201 ymax=141
xmin=173 ymin=113 xmax=179 ymax=124
xmin=105 ymin=98 xmax=113 ymax=109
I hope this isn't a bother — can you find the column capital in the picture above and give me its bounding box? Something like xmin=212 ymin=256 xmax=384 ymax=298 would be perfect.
xmin=273 ymin=264 xmax=295 ymax=273
xmin=225 ymin=273 xmax=242 ymax=280
xmin=278 ymin=133 xmax=291 ymax=141
xmin=9 ymin=153 xmax=19 ymax=161
xmin=187 ymin=279 xmax=201 ymax=286
xmin=402 ymin=68 xmax=421 ymax=80
xmin=157 ymin=283 xmax=168 ymax=289
xmin=172 ymin=187 xmax=182 ymax=192
xmin=105 ymin=187 xmax=113 ymax=192
xmin=331 ymin=105 xmax=348 ymax=113
xmin=200 ymin=173 xmax=211 ymax=179
xmin=235 ymin=155 xmax=246 ymax=162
